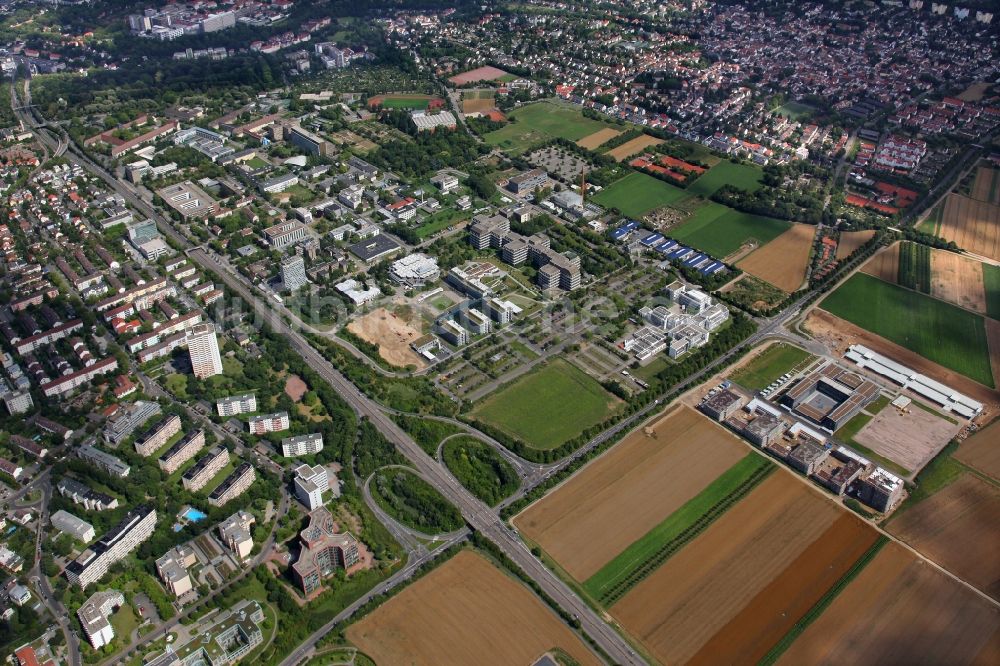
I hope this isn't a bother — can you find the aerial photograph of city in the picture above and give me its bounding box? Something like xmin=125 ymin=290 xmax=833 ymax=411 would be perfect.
xmin=0 ymin=0 xmax=997 ymax=664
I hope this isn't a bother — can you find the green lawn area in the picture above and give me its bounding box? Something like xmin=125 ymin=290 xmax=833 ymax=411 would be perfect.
xmin=111 ymin=604 xmax=139 ymax=640
xmin=670 ymin=201 xmax=791 ymax=257
xmin=730 ymin=343 xmax=815 ymax=391
xmin=470 ymin=359 xmax=620 ymax=450
xmin=983 ymin=263 xmax=1000 ymax=320
xmin=583 ymin=455 xmax=773 ymax=605
xmin=484 ymin=100 xmax=615 ymax=154
xmin=414 ymin=211 xmax=466 ymax=239
xmin=245 ymin=156 xmax=270 ymax=169
xmin=380 ymin=96 xmax=432 ymax=109
xmin=687 ymin=160 xmax=764 ymax=197
xmin=820 ymin=273 xmax=995 ymax=387
xmin=591 ymin=172 xmax=688 ymax=218
xmin=163 ymin=374 xmax=189 ymax=399
xmin=775 ymin=101 xmax=816 ymax=121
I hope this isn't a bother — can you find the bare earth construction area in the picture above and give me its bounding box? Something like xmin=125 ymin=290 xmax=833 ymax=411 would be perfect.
xmin=346 ymin=306 xmax=426 ymax=369
xmin=854 ymin=404 xmax=962 ymax=473
xmin=346 ymin=550 xmax=600 ymax=666
xmin=514 ymin=406 xmax=747 ymax=581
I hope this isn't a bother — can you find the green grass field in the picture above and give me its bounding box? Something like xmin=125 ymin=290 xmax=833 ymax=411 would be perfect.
xmin=484 ymin=101 xmax=615 ymax=154
xmin=591 ymin=172 xmax=688 ymax=218
xmin=687 ymin=160 xmax=764 ymax=197
xmin=670 ymin=201 xmax=791 ymax=257
xmin=470 ymin=359 xmax=619 ymax=450
xmin=583 ymin=455 xmax=773 ymax=605
xmin=379 ymin=96 xmax=433 ymax=109
xmin=775 ymin=101 xmax=816 ymax=121
xmin=820 ymin=273 xmax=995 ymax=387
xmin=983 ymin=263 xmax=1000 ymax=320
xmin=730 ymin=343 xmax=814 ymax=391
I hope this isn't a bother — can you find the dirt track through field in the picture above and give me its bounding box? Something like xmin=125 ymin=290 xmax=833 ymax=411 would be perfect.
xmin=955 ymin=420 xmax=1000 ymax=480
xmin=860 ymin=241 xmax=900 ymax=283
xmin=987 ymin=318 xmax=1000 ymax=400
xmin=346 ymin=550 xmax=600 ymax=666
xmin=515 ymin=406 xmax=747 ymax=581
xmin=737 ymin=223 xmax=815 ymax=291
xmin=576 ymin=128 xmax=622 ymax=150
xmin=687 ymin=513 xmax=878 ymax=666
xmin=836 ymin=230 xmax=876 ymax=260
xmin=930 ymin=249 xmax=987 ymax=314
xmin=611 ymin=472 xmax=840 ymax=664
xmin=777 ymin=542 xmax=1000 ymax=666
xmin=805 ymin=308 xmax=1000 ymax=416
xmin=889 ymin=473 xmax=1000 ymax=601
xmin=938 ymin=193 xmax=1000 ymax=262
xmin=854 ymin=405 xmax=961 ymax=473
xmin=606 ymin=135 xmax=663 ymax=161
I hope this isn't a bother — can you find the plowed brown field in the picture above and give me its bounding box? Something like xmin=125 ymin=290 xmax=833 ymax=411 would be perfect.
xmin=860 ymin=241 xmax=900 ymax=283
xmin=778 ymin=542 xmax=1000 ymax=666
xmin=836 ymin=230 xmax=876 ymax=260
xmin=606 ymin=135 xmax=663 ymax=161
xmin=955 ymin=419 xmax=1000 ymax=480
xmin=687 ymin=514 xmax=878 ymax=666
xmin=737 ymin=223 xmax=815 ymax=291
xmin=972 ymin=166 xmax=1000 ymax=205
xmin=576 ymin=128 xmax=621 ymax=150
xmin=937 ymin=193 xmax=1000 ymax=262
xmin=346 ymin=550 xmax=600 ymax=666
xmin=931 ymin=250 xmax=987 ymax=314
xmin=514 ymin=405 xmax=747 ymax=581
xmin=889 ymin=473 xmax=1000 ymax=601
xmin=610 ymin=472 xmax=841 ymax=665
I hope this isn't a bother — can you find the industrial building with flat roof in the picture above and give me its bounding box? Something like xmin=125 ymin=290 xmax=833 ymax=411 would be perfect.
xmin=157 ymin=181 xmax=218 ymax=220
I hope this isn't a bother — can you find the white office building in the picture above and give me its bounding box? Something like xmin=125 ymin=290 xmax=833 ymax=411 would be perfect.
xmin=281 ymin=254 xmax=307 ymax=292
xmin=78 ymin=589 xmax=125 ymax=649
xmin=293 ymin=464 xmax=329 ymax=510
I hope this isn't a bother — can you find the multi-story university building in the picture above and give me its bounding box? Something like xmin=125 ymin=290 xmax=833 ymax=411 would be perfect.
xmin=65 ymin=506 xmax=156 ymax=588
xmin=208 ymin=463 xmax=255 ymax=508
xmin=216 ymin=393 xmax=257 ymax=417
xmin=182 ymin=446 xmax=230 ymax=492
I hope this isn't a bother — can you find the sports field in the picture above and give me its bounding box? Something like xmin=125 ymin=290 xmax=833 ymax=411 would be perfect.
xmin=820 ymin=273 xmax=994 ymax=387
xmin=470 ymin=359 xmax=620 ymax=450
xmin=730 ymin=343 xmax=814 ymax=391
xmin=484 ymin=101 xmax=615 ymax=154
xmin=514 ymin=406 xmax=749 ymax=581
xmin=670 ymin=201 xmax=791 ymax=258
xmin=590 ymin=172 xmax=688 ymax=218
xmin=346 ymin=550 xmax=600 ymax=666
xmin=687 ymin=160 xmax=764 ymax=197
xmin=367 ymin=94 xmax=440 ymax=110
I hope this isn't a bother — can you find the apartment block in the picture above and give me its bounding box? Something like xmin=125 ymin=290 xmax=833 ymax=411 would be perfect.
xmin=155 ymin=545 xmax=196 ymax=597
xmin=77 ymin=445 xmax=131 ymax=478
xmin=293 ymin=463 xmax=328 ymax=510
xmin=158 ymin=429 xmax=205 ymax=474
xmin=218 ymin=510 xmax=256 ymax=560
xmin=134 ymin=414 xmax=182 ymax=457
xmin=181 ymin=446 xmax=229 ymax=492
xmin=291 ymin=507 xmax=360 ymax=596
xmin=216 ymin=393 xmax=257 ymax=417
xmin=248 ymin=412 xmax=289 ymax=435
xmin=281 ymin=433 xmax=324 ymax=457
xmin=208 ymin=463 xmax=255 ymax=508
xmin=78 ymin=590 xmax=124 ymax=649
xmin=65 ymin=506 xmax=156 ymax=588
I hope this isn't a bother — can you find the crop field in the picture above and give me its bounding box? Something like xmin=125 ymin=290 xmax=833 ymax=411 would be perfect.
xmin=955 ymin=420 xmax=1000 ymax=480
xmin=610 ymin=472 xmax=879 ymax=665
xmin=484 ymin=101 xmax=615 ymax=154
xmin=984 ymin=263 xmax=1000 ymax=320
xmin=670 ymin=201 xmax=792 ymax=258
xmin=820 ymin=273 xmax=995 ymax=387
xmin=835 ymin=230 xmax=876 ymax=259
xmin=687 ymin=160 xmax=764 ymax=197
xmin=514 ymin=406 xmax=748 ymax=581
xmin=972 ymin=166 xmax=1000 ymax=205
xmin=730 ymin=343 xmax=815 ymax=391
xmin=737 ymin=223 xmax=815 ymax=291
xmin=889 ymin=473 xmax=1000 ymax=600
xmin=930 ymin=193 xmax=1000 ymax=262
xmin=470 ymin=359 xmax=620 ymax=450
xmin=853 ymin=401 xmax=962 ymax=473
xmin=590 ymin=172 xmax=688 ymax=218
xmin=777 ymin=541 xmax=1000 ymax=665
xmin=896 ymin=241 xmax=931 ymax=293
xmin=346 ymin=550 xmax=600 ymax=666
xmin=576 ymin=127 xmax=622 ymax=150
xmin=604 ymin=134 xmax=663 ymax=161
xmin=860 ymin=242 xmax=899 ymax=283
xmin=931 ymin=249 xmax=989 ymax=314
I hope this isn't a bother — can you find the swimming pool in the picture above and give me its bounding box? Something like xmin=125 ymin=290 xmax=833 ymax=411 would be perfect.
xmin=184 ymin=508 xmax=208 ymax=522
